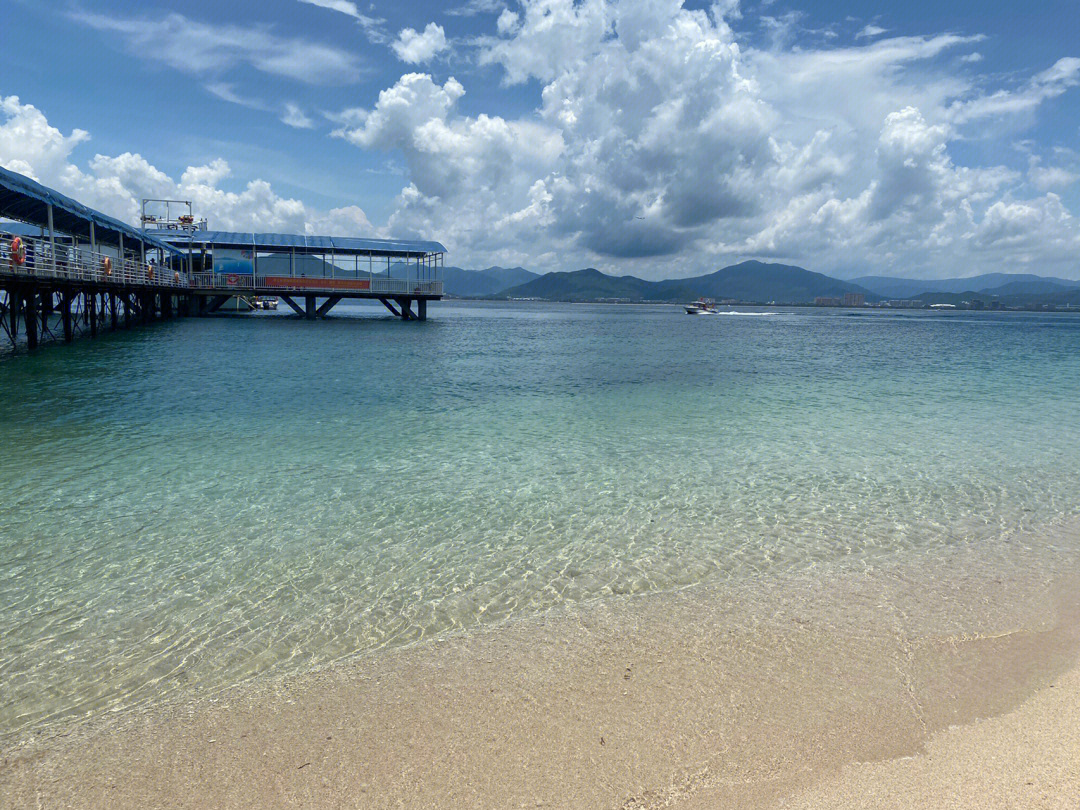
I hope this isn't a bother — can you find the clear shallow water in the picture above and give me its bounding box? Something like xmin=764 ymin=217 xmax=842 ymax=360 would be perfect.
xmin=2 ymin=301 xmax=1080 ymax=737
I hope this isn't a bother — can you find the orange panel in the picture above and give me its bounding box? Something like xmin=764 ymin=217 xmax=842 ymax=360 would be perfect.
xmin=261 ymin=276 xmax=371 ymax=290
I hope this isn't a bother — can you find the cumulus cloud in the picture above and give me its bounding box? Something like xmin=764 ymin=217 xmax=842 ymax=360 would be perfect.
xmin=324 ymin=0 xmax=1080 ymax=277
xmin=1028 ymin=155 xmax=1080 ymax=191
xmin=392 ymin=23 xmax=450 ymax=64
xmin=0 ymin=96 xmax=374 ymax=236
xmin=10 ymin=0 xmax=1080 ymax=279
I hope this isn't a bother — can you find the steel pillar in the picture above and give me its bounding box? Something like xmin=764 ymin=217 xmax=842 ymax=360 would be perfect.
xmin=305 ymin=296 xmax=316 ymax=320
xmin=279 ymin=295 xmax=305 ymax=316
xmin=61 ymin=292 xmax=73 ymax=342
xmin=315 ymin=296 xmax=342 ymax=317
xmin=88 ymin=292 xmax=97 ymax=337
xmin=378 ymin=297 xmax=401 ymax=317
xmin=25 ymin=292 xmax=38 ymax=350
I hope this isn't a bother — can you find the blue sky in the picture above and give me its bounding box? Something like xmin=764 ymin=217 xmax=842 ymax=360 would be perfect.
xmin=2 ymin=0 xmax=1078 ymax=279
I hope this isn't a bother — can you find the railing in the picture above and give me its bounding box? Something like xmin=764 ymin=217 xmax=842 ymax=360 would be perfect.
xmin=0 ymin=233 xmax=188 ymax=288
xmin=190 ymin=273 xmax=443 ymax=296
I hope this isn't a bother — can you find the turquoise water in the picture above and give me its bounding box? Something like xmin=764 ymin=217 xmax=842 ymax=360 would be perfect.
xmin=2 ymin=301 xmax=1080 ymax=737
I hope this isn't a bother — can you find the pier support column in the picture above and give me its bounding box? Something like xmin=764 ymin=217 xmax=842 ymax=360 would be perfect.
xmin=24 ymin=292 xmax=38 ymax=350
xmin=88 ymin=291 xmax=97 ymax=337
xmin=305 ymin=296 xmax=316 ymax=320
xmin=61 ymin=292 xmax=73 ymax=343
xmin=8 ymin=290 xmax=19 ymax=339
xmin=110 ymin=293 xmax=119 ymax=330
xmin=378 ymin=297 xmax=401 ymax=318
xmin=279 ymin=295 xmax=305 ymax=317
xmin=315 ymin=296 xmax=342 ymax=318
xmin=416 ymin=298 xmax=427 ymax=321
xmin=40 ymin=291 xmax=51 ymax=336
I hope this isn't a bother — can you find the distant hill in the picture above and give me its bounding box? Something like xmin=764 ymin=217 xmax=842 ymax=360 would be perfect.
xmin=498 ymin=261 xmax=874 ymax=304
xmin=854 ymin=273 xmax=1080 ymax=299
xmin=442 ymin=266 xmax=539 ymax=297
xmin=499 ymin=267 xmax=656 ymax=300
xmin=980 ymin=279 xmax=1080 ymax=297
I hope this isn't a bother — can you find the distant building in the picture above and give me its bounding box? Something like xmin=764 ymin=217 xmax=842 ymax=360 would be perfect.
xmin=886 ymin=299 xmax=922 ymax=308
xmin=843 ymin=292 xmax=865 ymax=307
xmin=815 ymin=296 xmax=842 ymax=306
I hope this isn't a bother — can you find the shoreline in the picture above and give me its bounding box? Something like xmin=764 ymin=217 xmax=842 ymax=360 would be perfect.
xmin=3 ymin=531 xmax=1080 ymax=809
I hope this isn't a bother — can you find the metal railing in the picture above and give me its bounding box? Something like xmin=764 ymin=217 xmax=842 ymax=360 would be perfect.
xmin=190 ymin=273 xmax=443 ymax=296
xmin=0 ymin=233 xmax=188 ymax=288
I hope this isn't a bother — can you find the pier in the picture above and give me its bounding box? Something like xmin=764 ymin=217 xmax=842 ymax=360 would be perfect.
xmin=0 ymin=168 xmax=191 ymax=351
xmin=151 ymin=229 xmax=444 ymax=321
xmin=0 ymin=169 xmax=445 ymax=352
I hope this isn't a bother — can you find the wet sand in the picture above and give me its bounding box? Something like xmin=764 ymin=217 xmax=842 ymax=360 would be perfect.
xmin=2 ymin=546 xmax=1079 ymax=809
xmin=784 ymin=662 xmax=1080 ymax=809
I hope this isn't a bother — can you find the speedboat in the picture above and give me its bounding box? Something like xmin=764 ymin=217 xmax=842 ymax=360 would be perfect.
xmin=684 ymin=298 xmax=717 ymax=315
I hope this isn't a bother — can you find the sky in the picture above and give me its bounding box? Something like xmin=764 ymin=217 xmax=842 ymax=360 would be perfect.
xmin=1 ymin=0 xmax=1078 ymax=280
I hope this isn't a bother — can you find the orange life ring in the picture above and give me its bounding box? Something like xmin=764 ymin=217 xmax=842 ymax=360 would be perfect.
xmin=10 ymin=236 xmax=25 ymax=267
xmin=103 ymin=256 xmax=113 ymax=276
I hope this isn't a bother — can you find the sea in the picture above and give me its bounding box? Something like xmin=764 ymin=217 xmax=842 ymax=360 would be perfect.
xmin=2 ymin=300 xmax=1079 ymax=740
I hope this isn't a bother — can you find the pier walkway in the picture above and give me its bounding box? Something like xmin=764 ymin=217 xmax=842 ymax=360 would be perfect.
xmin=0 ymin=167 xmax=190 ymax=351
xmin=0 ymin=168 xmax=445 ymax=352
xmin=154 ymin=230 xmax=444 ymax=321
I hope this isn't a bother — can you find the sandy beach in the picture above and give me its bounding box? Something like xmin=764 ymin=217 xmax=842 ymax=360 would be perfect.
xmin=3 ymin=549 xmax=1079 ymax=810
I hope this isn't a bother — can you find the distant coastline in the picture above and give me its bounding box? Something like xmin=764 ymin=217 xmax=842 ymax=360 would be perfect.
xmin=438 ymin=261 xmax=1080 ymax=311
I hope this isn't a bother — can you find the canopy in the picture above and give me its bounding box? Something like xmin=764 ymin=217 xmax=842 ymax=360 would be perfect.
xmin=147 ymin=229 xmax=445 ymax=258
xmin=0 ymin=165 xmax=182 ymax=256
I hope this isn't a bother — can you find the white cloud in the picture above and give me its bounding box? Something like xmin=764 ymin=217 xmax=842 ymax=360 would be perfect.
xmin=948 ymin=57 xmax=1080 ymax=123
xmin=1028 ymin=155 xmax=1080 ymax=191
xmin=295 ymin=0 xmax=388 ymax=42
xmin=447 ymin=0 xmax=505 ymax=16
xmin=496 ymin=9 xmax=520 ymax=35
xmin=392 ymin=23 xmax=450 ymax=64
xmin=204 ymin=83 xmax=269 ymax=110
xmin=328 ymin=0 xmax=1080 ymax=277
xmin=281 ymin=103 xmax=315 ymax=129
xmin=0 ymin=95 xmax=89 ymax=181
xmin=11 ymin=1 xmax=1080 ymax=279
xmin=857 ymin=25 xmax=886 ymax=39
xmin=478 ymin=0 xmax=610 ymax=84
xmin=0 ymin=96 xmax=375 ymax=237
xmin=74 ymin=10 xmax=362 ymax=84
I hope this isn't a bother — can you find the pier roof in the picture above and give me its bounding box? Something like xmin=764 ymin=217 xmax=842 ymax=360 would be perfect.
xmin=0 ymin=166 xmax=182 ymax=255
xmin=147 ymin=230 xmax=446 ymax=258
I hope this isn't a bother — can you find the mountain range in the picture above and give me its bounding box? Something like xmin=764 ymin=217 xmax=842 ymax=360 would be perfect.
xmin=494 ymin=262 xmax=871 ymax=303
xmin=853 ymin=273 xmax=1080 ymax=299
xmin=441 ymin=266 xmax=538 ymax=297
xmin=440 ymin=262 xmax=1079 ymax=305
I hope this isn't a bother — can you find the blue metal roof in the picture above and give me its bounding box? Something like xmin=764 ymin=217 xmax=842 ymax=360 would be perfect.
xmin=147 ymin=229 xmax=446 ymax=256
xmin=0 ymin=166 xmax=183 ymax=256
